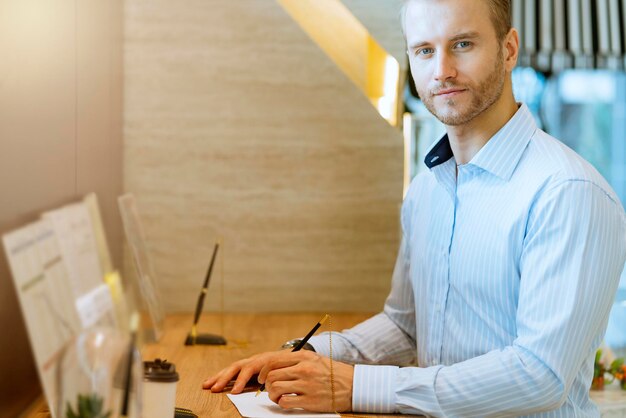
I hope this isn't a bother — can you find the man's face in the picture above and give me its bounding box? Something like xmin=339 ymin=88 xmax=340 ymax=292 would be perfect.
xmin=405 ymin=0 xmax=507 ymax=126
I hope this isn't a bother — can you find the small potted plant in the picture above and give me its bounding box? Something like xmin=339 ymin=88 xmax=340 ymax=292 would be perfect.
xmin=592 ymin=349 xmax=626 ymax=390
xmin=609 ymin=358 xmax=626 ymax=390
xmin=592 ymin=350 xmax=606 ymax=390
xmin=56 ymin=329 xmax=142 ymax=418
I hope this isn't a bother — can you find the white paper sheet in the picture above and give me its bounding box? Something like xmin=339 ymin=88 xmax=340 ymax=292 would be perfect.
xmin=75 ymin=283 xmax=116 ymax=329
xmin=2 ymin=219 xmax=83 ymax=418
xmin=43 ymin=201 xmax=117 ymax=329
xmin=227 ymin=392 xmax=339 ymax=418
xmin=42 ymin=201 xmax=105 ymax=298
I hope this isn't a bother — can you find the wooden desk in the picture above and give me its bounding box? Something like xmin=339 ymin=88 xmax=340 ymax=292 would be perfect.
xmin=23 ymin=313 xmax=419 ymax=418
xmin=26 ymin=313 xmax=625 ymax=417
xmin=146 ymin=313 xmax=421 ymax=417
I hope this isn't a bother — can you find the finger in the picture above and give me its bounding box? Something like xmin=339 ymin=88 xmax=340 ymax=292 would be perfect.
xmin=277 ymin=393 xmax=315 ymax=411
xmin=202 ymin=369 xmax=227 ymax=389
xmin=228 ymin=373 xmax=259 ymax=387
xmin=278 ymin=394 xmax=331 ymax=413
xmin=266 ymin=381 xmax=302 ymax=404
xmin=264 ymin=366 xmax=300 ymax=389
xmin=264 ymin=370 xmax=299 ymax=402
xmin=258 ymin=354 xmax=306 ymax=383
xmin=277 ymin=393 xmax=300 ymax=409
xmin=207 ymin=364 xmax=244 ymax=392
xmin=202 ymin=376 xmax=216 ymax=390
xmin=232 ymin=366 xmax=260 ymax=393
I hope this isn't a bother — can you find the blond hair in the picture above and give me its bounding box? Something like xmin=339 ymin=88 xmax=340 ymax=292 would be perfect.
xmin=401 ymin=0 xmax=511 ymax=41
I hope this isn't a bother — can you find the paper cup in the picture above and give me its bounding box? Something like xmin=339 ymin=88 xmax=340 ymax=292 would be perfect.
xmin=143 ymin=359 xmax=179 ymax=418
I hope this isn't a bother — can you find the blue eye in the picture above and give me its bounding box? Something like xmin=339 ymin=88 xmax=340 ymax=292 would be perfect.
xmin=416 ymin=47 xmax=434 ymax=56
xmin=454 ymin=41 xmax=472 ymax=49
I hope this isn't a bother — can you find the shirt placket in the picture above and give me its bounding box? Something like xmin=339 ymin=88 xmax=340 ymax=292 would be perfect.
xmin=428 ymin=162 xmax=458 ymax=365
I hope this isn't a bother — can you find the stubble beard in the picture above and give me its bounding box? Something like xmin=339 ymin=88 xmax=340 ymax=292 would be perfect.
xmin=417 ymin=52 xmax=506 ymax=126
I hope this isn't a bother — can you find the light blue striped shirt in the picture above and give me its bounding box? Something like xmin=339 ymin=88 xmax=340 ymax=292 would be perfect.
xmin=309 ymin=104 xmax=626 ymax=417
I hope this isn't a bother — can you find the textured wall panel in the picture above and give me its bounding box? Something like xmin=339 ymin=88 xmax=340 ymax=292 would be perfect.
xmin=124 ymin=0 xmax=404 ymax=312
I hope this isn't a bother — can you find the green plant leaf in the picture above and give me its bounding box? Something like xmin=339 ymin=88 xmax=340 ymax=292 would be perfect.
xmin=66 ymin=393 xmax=112 ymax=418
xmin=610 ymin=358 xmax=624 ymax=373
xmin=66 ymin=400 xmax=79 ymax=418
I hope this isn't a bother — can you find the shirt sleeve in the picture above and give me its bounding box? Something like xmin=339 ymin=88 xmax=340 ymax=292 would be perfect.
xmin=352 ymin=180 xmax=626 ymax=416
xmin=308 ymin=236 xmax=417 ymax=367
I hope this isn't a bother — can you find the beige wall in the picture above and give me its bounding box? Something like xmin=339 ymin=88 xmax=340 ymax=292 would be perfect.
xmin=124 ymin=0 xmax=405 ymax=313
xmin=0 ymin=0 xmax=122 ymax=415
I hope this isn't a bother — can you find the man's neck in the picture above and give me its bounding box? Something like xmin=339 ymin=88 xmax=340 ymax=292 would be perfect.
xmin=446 ymin=87 xmax=518 ymax=166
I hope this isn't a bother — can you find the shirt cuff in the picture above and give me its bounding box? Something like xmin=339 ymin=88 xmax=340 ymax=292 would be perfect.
xmin=307 ymin=335 xmax=330 ymax=357
xmin=352 ymin=364 xmax=399 ymax=413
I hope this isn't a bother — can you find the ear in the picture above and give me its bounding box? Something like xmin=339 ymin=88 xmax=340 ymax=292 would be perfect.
xmin=502 ymin=28 xmax=519 ymax=72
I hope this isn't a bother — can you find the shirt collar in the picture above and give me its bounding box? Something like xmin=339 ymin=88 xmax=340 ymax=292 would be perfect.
xmin=423 ymin=103 xmax=537 ymax=181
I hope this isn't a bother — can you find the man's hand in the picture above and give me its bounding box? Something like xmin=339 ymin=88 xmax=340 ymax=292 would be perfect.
xmin=259 ymin=350 xmax=354 ymax=413
xmin=202 ymin=351 xmax=283 ymax=393
xmin=202 ymin=350 xmax=354 ymax=412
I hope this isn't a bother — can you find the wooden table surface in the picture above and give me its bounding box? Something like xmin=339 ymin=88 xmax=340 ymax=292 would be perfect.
xmin=21 ymin=313 xmax=626 ymax=416
xmin=23 ymin=312 xmax=421 ymax=418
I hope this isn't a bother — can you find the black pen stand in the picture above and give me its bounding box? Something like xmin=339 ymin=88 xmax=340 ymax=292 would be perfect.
xmin=184 ymin=332 xmax=227 ymax=346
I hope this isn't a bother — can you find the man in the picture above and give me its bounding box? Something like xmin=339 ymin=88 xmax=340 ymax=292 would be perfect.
xmin=203 ymin=0 xmax=626 ymax=415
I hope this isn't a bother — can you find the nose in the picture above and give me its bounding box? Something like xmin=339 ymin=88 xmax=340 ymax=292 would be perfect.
xmin=433 ymin=51 xmax=457 ymax=82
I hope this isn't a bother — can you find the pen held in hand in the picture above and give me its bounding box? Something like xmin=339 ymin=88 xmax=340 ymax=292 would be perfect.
xmin=255 ymin=314 xmax=329 ymax=396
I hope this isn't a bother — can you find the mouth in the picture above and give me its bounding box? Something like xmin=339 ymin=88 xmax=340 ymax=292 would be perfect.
xmin=434 ymin=88 xmax=466 ymax=98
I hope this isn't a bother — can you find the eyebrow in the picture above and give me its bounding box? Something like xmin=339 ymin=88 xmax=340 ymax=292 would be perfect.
xmin=408 ymin=31 xmax=481 ymax=50
xmin=449 ymin=31 xmax=480 ymax=42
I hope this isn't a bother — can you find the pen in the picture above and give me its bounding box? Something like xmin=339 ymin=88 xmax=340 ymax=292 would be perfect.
xmin=256 ymin=314 xmax=329 ymax=396
xmin=121 ymin=312 xmax=139 ymax=417
xmin=190 ymin=242 xmax=219 ymax=344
